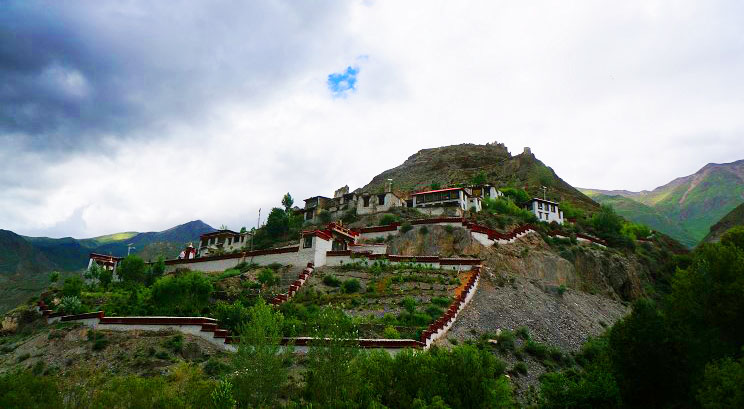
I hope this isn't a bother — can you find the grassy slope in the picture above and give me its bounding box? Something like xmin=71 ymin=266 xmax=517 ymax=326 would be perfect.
xmin=583 ymin=159 xmax=744 ymax=247
xmin=703 ymin=203 xmax=744 ymax=243
xmin=583 ymin=193 xmax=698 ymax=248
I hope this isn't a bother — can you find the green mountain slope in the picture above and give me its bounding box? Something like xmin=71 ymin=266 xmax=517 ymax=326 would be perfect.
xmin=703 ymin=203 xmax=744 ymax=243
xmin=364 ymin=142 xmax=598 ymax=211
xmin=583 ymin=159 xmax=744 ymax=247
xmin=583 ymin=193 xmax=698 ymax=248
xmin=0 ymin=230 xmax=56 ymax=314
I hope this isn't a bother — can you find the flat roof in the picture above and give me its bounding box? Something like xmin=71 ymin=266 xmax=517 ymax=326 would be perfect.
xmin=90 ymin=253 xmax=123 ymax=261
xmin=304 ymin=196 xmax=332 ymax=202
xmin=200 ymin=229 xmax=240 ymax=238
xmin=411 ymin=187 xmax=468 ymax=196
xmin=527 ymin=198 xmax=560 ymax=205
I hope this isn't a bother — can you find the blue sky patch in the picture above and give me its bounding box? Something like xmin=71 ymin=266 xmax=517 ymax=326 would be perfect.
xmin=327 ymin=66 xmax=359 ymax=97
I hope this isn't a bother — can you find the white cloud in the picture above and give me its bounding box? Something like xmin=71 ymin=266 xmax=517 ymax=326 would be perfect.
xmin=3 ymin=0 xmax=744 ymax=237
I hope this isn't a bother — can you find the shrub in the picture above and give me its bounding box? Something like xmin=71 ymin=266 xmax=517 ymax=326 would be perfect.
xmin=342 ymin=278 xmax=361 ymax=293
xmin=151 ymin=271 xmax=213 ymax=315
xmin=513 ymin=362 xmax=528 ymax=375
xmin=496 ymin=330 xmax=516 ymax=352
xmin=257 ymin=268 xmax=280 ymax=286
xmin=400 ymin=222 xmax=413 ymax=233
xmin=0 ymin=371 xmax=62 ymax=409
xmin=401 ymin=296 xmax=417 ymax=314
xmin=211 ymin=379 xmax=236 ymax=409
xmin=92 ymin=338 xmax=109 ymax=351
xmin=61 ymin=276 xmax=84 ymax=297
xmin=430 ymin=296 xmax=451 ymax=308
xmin=117 ymin=255 xmax=148 ymax=283
xmin=525 ymin=340 xmax=549 ymax=360
xmin=164 ymin=334 xmax=184 ymax=353
xmin=318 ymin=210 xmax=332 ymax=224
xmin=203 ymin=357 xmax=229 ymax=377
xmin=419 ymin=226 xmax=429 ymax=235
xmin=213 ymin=300 xmax=251 ymax=332
xmin=382 ymin=326 xmax=401 ymax=339
xmin=155 ymin=350 xmax=170 ymax=360
xmin=444 ymin=224 xmax=454 ymax=234
xmin=557 ymin=284 xmax=567 ymax=296
xmin=323 ymin=275 xmax=341 ymax=287
xmin=59 ymin=296 xmax=83 ymax=314
xmin=380 ymin=214 xmax=398 ymax=226
xmin=48 ymin=271 xmax=60 ymax=283
xmin=17 ymin=352 xmax=30 ymax=362
xmin=342 ymin=208 xmax=358 ymax=224
xmin=500 ymin=187 xmax=530 ymax=203
xmin=516 ymin=326 xmax=530 ymax=340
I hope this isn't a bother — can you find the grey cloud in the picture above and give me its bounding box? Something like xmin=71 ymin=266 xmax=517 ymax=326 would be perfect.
xmin=0 ymin=0 xmax=350 ymax=152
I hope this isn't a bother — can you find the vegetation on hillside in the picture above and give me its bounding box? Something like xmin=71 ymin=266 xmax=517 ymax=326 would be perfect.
xmin=537 ymin=226 xmax=744 ymax=409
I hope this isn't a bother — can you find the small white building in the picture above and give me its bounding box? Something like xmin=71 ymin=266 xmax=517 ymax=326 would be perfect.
xmin=356 ymin=191 xmax=407 ymax=215
xmin=198 ymin=229 xmax=250 ymax=257
xmin=412 ymin=187 xmax=477 ymax=216
xmin=524 ymin=198 xmax=564 ymax=224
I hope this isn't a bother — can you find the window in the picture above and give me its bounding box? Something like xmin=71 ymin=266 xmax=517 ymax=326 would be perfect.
xmin=201 ymin=240 xmax=207 ymax=247
xmin=538 ymin=211 xmax=542 ymax=218
xmin=305 ymin=210 xmax=313 ymax=221
xmin=363 ymin=196 xmax=370 ymax=207
xmin=227 ymin=238 xmax=232 ymax=245
xmin=378 ymin=194 xmax=386 ymax=205
xmin=303 ymin=236 xmax=313 ymax=248
xmin=538 ymin=202 xmax=543 ymax=210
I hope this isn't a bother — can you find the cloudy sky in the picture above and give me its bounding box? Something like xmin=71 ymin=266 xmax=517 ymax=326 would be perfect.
xmin=2 ymin=1 xmax=743 ymax=238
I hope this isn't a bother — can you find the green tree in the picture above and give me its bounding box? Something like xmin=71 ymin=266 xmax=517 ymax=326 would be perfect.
xmin=147 ymin=256 xmax=166 ymax=285
xmin=232 ymin=299 xmax=289 ymax=408
xmin=211 ymin=379 xmax=236 ymax=409
xmin=99 ymin=268 xmax=113 ymax=290
xmin=471 ymin=171 xmax=487 ymax=185
xmin=0 ymin=371 xmax=62 ymax=409
xmin=499 ymin=187 xmax=530 ymax=204
xmin=49 ymin=271 xmax=60 ymax=284
xmin=257 ymin=268 xmax=279 ymax=287
xmin=62 ymin=276 xmax=84 ymax=297
xmin=697 ymin=354 xmax=744 ymax=409
xmin=151 ymin=271 xmax=213 ymax=315
xmin=265 ymin=207 xmax=289 ymax=238
xmin=282 ymin=192 xmax=294 ymax=212
xmin=117 ymin=255 xmax=148 ymax=284
xmin=304 ymin=307 xmax=362 ymax=406
xmin=721 ymin=226 xmax=744 ymax=251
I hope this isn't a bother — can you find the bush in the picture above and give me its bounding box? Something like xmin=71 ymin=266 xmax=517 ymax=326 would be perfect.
xmin=430 ymin=296 xmax=451 ymax=308
xmin=59 ymin=296 xmax=83 ymax=314
xmin=342 ymin=208 xmax=358 ymax=224
xmin=257 ymin=268 xmax=280 ymax=286
xmin=557 ymin=284 xmax=567 ymax=296
xmin=342 ymin=278 xmax=361 ymax=293
xmin=400 ymin=222 xmax=413 ymax=233
xmin=323 ymin=275 xmax=341 ymax=287
xmin=380 ymin=214 xmax=398 ymax=226
xmin=318 ymin=210 xmax=332 ymax=224
xmin=516 ymin=326 xmax=530 ymax=340
xmin=151 ymin=271 xmax=213 ymax=315
xmin=0 ymin=371 xmax=62 ymax=409
xmin=496 ymin=330 xmax=516 ymax=353
xmin=500 ymin=187 xmax=530 ymax=203
xmin=117 ymin=255 xmax=148 ymax=283
xmin=401 ymin=296 xmax=417 ymax=314
xmin=524 ymin=340 xmax=549 ymax=360
xmin=382 ymin=325 xmax=401 ymax=339
xmin=512 ymin=362 xmax=528 ymax=375
xmin=213 ymin=300 xmax=251 ymax=332
xmin=164 ymin=334 xmax=184 ymax=353
xmin=203 ymin=357 xmax=229 ymax=377
xmin=92 ymin=338 xmax=109 ymax=351
xmin=48 ymin=271 xmax=60 ymax=283
xmin=419 ymin=226 xmax=429 ymax=235
xmin=61 ymin=276 xmax=84 ymax=297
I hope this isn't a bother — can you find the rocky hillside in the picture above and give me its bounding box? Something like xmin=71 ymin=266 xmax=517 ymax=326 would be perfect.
xmin=703 ymin=202 xmax=744 ymax=243
xmin=584 ymin=159 xmax=744 ymax=246
xmin=363 ymin=142 xmax=599 ymax=211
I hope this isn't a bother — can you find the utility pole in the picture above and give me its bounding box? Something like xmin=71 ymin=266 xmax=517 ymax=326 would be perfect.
xmin=541 ymin=186 xmax=547 ymax=200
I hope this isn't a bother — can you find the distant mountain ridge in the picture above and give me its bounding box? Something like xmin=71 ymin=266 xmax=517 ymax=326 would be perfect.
xmin=583 ymin=159 xmax=744 ymax=247
xmin=0 ymin=220 xmax=214 ymax=314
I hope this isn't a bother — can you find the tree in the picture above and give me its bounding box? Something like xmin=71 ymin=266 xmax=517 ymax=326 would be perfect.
xmin=219 ymin=224 xmax=229 ymax=230
xmin=62 ymin=276 xmax=84 ymax=297
xmin=591 ymin=205 xmax=623 ymax=237
xmin=99 ymin=268 xmax=113 ymax=290
xmin=232 ymin=299 xmax=289 ymax=408
xmin=257 ymin=268 xmax=279 ymax=287
xmin=697 ymin=355 xmax=744 ymax=409
xmin=721 ymin=226 xmax=744 ymax=251
xmin=117 ymin=255 xmax=148 ymax=284
xmin=304 ymin=307 xmax=361 ymax=406
xmin=471 ymin=171 xmax=487 ymax=185
xmin=282 ymin=192 xmax=294 ymax=212
xmin=49 ymin=271 xmax=60 ymax=284
xmin=85 ymin=263 xmax=102 ymax=281
xmin=151 ymin=271 xmax=213 ymax=315
xmin=265 ymin=207 xmax=289 ymax=238
xmin=147 ymin=256 xmax=166 ymax=285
